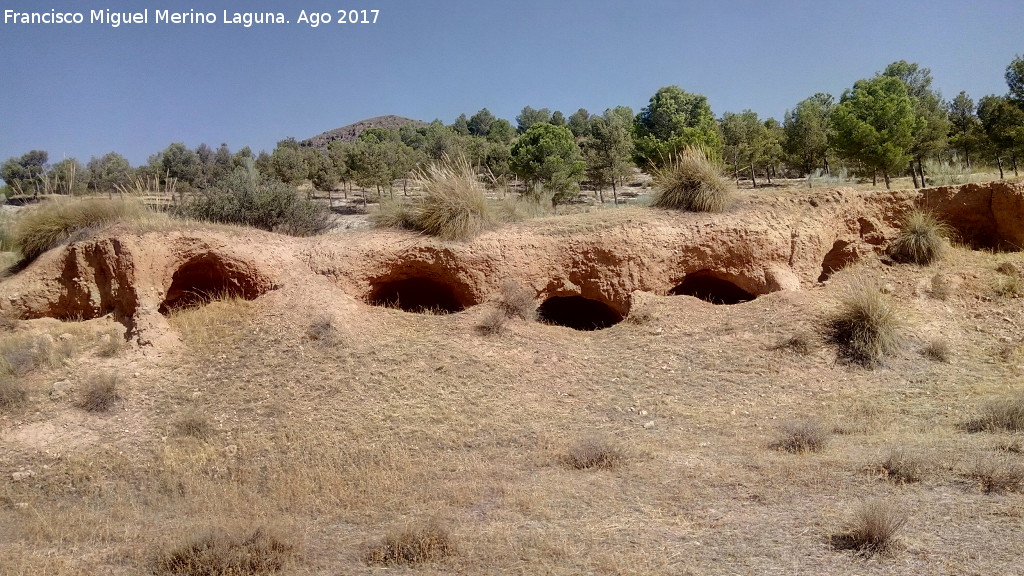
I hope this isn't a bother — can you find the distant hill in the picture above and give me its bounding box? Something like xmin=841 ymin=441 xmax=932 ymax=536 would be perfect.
xmin=303 ymin=115 xmax=429 ymax=152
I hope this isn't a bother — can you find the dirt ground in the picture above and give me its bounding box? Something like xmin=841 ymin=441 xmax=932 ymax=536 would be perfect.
xmin=1 ymin=178 xmax=1023 ymax=575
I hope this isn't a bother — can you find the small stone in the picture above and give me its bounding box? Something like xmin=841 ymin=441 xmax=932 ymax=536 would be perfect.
xmin=639 ymin=410 xmax=649 ymax=416
xmin=11 ymin=470 xmax=35 ymax=482
xmin=643 ymin=421 xmax=656 ymax=429
xmin=51 ymin=380 xmax=72 ymax=399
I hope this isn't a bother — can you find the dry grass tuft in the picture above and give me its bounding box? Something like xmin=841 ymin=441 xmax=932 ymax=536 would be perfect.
xmin=0 ymin=333 xmax=72 ymax=376
xmin=13 ymin=197 xmax=151 ymax=262
xmin=929 ymin=273 xmax=953 ymax=300
xmin=830 ymin=500 xmax=908 ymax=557
xmin=994 ymin=271 xmax=1024 ymax=298
xmin=172 ymin=412 xmax=216 ymax=440
xmin=364 ymin=522 xmax=455 ymax=566
xmin=923 ymin=338 xmax=951 ymax=362
xmin=965 ymin=394 xmax=1024 ymax=432
xmin=771 ymin=419 xmax=829 ymax=453
xmin=373 ymin=156 xmax=493 ymax=241
xmin=827 ymin=275 xmax=904 ymax=367
xmin=495 ymin=279 xmax=536 ymax=320
xmin=475 ymin=308 xmax=508 ymax=335
xmin=77 ymin=372 xmax=120 ymax=413
xmin=306 ymin=313 xmax=342 ymax=347
xmin=651 ymin=145 xmax=735 ymax=212
xmin=878 ymin=448 xmax=927 ymax=484
xmin=0 ymin=376 xmax=27 ymax=410
xmin=968 ymin=456 xmax=1024 ymax=494
xmin=562 ymin=435 xmax=626 ymax=470
xmin=773 ymin=331 xmax=815 ymax=355
xmin=888 ymin=209 xmax=951 ymax=265
xmin=154 ymin=526 xmax=295 ymax=575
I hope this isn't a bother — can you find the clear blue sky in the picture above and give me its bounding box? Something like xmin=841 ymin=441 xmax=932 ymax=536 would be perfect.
xmin=1 ymin=0 xmax=1021 ymax=167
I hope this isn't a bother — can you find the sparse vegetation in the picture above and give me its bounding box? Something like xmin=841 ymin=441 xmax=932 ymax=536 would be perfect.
xmin=771 ymin=419 xmax=829 ymax=453
xmin=172 ymin=412 xmax=215 ymax=440
xmin=929 ymin=272 xmax=953 ymax=300
xmin=154 ymin=527 xmax=294 ymax=575
xmin=878 ymin=448 xmax=926 ymax=484
xmin=0 ymin=333 xmax=71 ymax=376
xmin=827 ymin=274 xmax=904 ymax=367
xmin=965 ymin=394 xmax=1024 ymax=432
xmin=77 ymin=372 xmax=120 ymax=413
xmin=888 ymin=209 xmax=951 ymax=265
xmin=773 ymin=331 xmax=815 ymax=355
xmin=651 ymin=145 xmax=735 ymax=212
xmin=968 ymin=456 xmax=1024 ymax=494
xmin=830 ymin=500 xmax=908 ymax=557
xmin=475 ymin=307 xmax=507 ymax=335
xmin=994 ymin=265 xmax=1024 ymax=298
xmin=495 ymin=279 xmax=536 ymax=320
xmin=12 ymin=197 xmax=150 ymax=262
xmin=364 ymin=523 xmax=455 ymax=566
xmin=0 ymin=376 xmax=27 ymax=410
xmin=562 ymin=435 xmax=626 ymax=470
xmin=306 ymin=313 xmax=342 ymax=347
xmin=923 ymin=338 xmax=951 ymax=362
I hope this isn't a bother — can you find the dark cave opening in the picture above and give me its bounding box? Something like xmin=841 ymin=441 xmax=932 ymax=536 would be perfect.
xmin=366 ymin=277 xmax=468 ymax=314
xmin=159 ymin=255 xmax=268 ymax=315
xmin=670 ymin=270 xmax=756 ymax=305
xmin=537 ymin=296 xmax=624 ymax=331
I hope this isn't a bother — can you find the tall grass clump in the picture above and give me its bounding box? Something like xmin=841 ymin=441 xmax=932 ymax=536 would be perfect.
xmin=965 ymin=394 xmax=1024 ymax=432
xmin=830 ymin=500 xmax=908 ymax=557
xmin=923 ymin=158 xmax=975 ymax=186
xmin=0 ymin=377 xmax=27 ymax=411
xmin=651 ymin=146 xmax=735 ymax=212
xmin=364 ymin=522 xmax=455 ymax=566
xmin=12 ymin=198 xmax=150 ymax=262
xmin=806 ymin=167 xmax=854 ymax=188
xmin=154 ymin=527 xmax=294 ymax=575
xmin=175 ymin=167 xmax=331 ymax=236
xmin=562 ymin=435 xmax=626 ymax=470
xmin=888 ymin=209 xmax=952 ymax=265
xmin=373 ymin=156 xmax=493 ymax=241
xmin=771 ymin=419 xmax=829 ymax=453
xmin=827 ymin=275 xmax=904 ymax=367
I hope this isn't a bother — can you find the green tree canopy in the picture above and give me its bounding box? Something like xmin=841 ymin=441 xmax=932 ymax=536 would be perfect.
xmin=830 ymin=76 xmax=918 ymax=189
xmin=1 ymin=150 xmax=48 ymax=195
xmin=947 ymin=91 xmax=983 ymax=165
xmin=87 ymin=151 xmax=132 ymax=193
xmin=1006 ymin=55 xmax=1024 ymax=106
xmin=633 ymin=86 xmax=722 ymax=168
xmin=516 ymin=106 xmax=551 ymax=133
xmin=783 ymin=93 xmax=834 ymax=175
xmin=467 ymin=108 xmax=495 ymax=137
xmin=978 ymin=95 xmax=1024 ymax=178
xmin=881 ymin=61 xmax=950 ymax=185
xmin=584 ymin=109 xmax=635 ymax=204
xmin=510 ymin=123 xmax=585 ymax=205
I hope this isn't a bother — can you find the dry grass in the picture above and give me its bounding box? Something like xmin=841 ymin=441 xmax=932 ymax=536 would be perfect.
xmin=965 ymin=394 xmax=1024 ymax=432
xmin=153 ymin=526 xmax=295 ymax=575
xmin=651 ymin=146 xmax=735 ymax=212
xmin=929 ymin=272 xmax=953 ymax=300
xmin=12 ymin=197 xmax=151 ymax=262
xmin=306 ymin=313 xmax=342 ymax=347
xmin=994 ymin=269 xmax=1024 ymax=298
xmin=967 ymin=456 xmax=1024 ymax=494
xmin=827 ymin=274 xmax=905 ymax=367
xmin=475 ymin=307 xmax=508 ymax=335
xmin=0 ymin=332 xmax=72 ymax=376
xmin=373 ymin=156 xmax=494 ymax=241
xmin=923 ymin=338 xmax=951 ymax=362
xmin=562 ymin=435 xmax=626 ymax=470
xmin=0 ymin=376 xmax=27 ymax=410
xmin=364 ymin=522 xmax=455 ymax=566
xmin=166 ymin=295 xmax=253 ymax=350
xmin=877 ymin=448 xmax=927 ymax=484
xmin=495 ymin=279 xmax=536 ymax=320
xmin=888 ymin=209 xmax=951 ymax=265
xmin=771 ymin=419 xmax=830 ymax=453
xmin=773 ymin=331 xmax=815 ymax=355
xmin=830 ymin=500 xmax=908 ymax=557
xmin=172 ymin=412 xmax=216 ymax=440
xmin=76 ymin=372 xmax=120 ymax=413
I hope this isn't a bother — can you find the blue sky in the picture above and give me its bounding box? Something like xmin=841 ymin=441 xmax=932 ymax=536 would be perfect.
xmin=1 ymin=0 xmax=1022 ymax=167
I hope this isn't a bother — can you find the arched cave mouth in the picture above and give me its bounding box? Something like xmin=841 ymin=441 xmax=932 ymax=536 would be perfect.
xmin=670 ymin=270 xmax=756 ymax=305
xmin=537 ymin=296 xmax=624 ymax=331
xmin=159 ymin=255 xmax=269 ymax=315
xmin=367 ymin=277 xmax=468 ymax=314
xmin=818 ymin=240 xmax=859 ymax=282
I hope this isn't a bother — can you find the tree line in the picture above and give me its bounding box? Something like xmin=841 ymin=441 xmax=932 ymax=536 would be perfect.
xmin=4 ymin=56 xmax=1022 ymax=201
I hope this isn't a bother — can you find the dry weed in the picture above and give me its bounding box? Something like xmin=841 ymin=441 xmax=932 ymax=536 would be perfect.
xmin=475 ymin=308 xmax=508 ymax=335
xmin=562 ymin=435 xmax=626 ymax=470
xmin=364 ymin=522 xmax=455 ymax=566
xmin=77 ymin=372 xmax=120 ymax=413
xmin=968 ymin=456 xmax=1024 ymax=494
xmin=771 ymin=419 xmax=829 ymax=453
xmin=827 ymin=274 xmax=904 ymax=367
xmin=306 ymin=313 xmax=342 ymax=347
xmin=965 ymin=394 xmax=1024 ymax=432
xmin=889 ymin=209 xmax=951 ymax=265
xmin=830 ymin=500 xmax=908 ymax=557
xmin=923 ymin=338 xmax=951 ymax=362
xmin=773 ymin=331 xmax=815 ymax=355
xmin=13 ymin=197 xmax=151 ymax=262
xmin=495 ymin=279 xmax=536 ymax=320
xmin=154 ymin=526 xmax=295 ymax=575
xmin=651 ymin=145 xmax=735 ymax=212
xmin=878 ymin=448 xmax=927 ymax=484
xmin=172 ymin=412 xmax=215 ymax=440
xmin=929 ymin=273 xmax=953 ymax=300
xmin=0 ymin=376 xmax=27 ymax=410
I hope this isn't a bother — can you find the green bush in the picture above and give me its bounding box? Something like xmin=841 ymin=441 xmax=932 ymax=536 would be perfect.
xmin=651 ymin=145 xmax=735 ymax=212
xmin=889 ymin=209 xmax=951 ymax=265
xmin=176 ymin=168 xmax=331 ymax=236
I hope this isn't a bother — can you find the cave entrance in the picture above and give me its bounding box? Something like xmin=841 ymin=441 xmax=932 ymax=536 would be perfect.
xmin=159 ymin=255 xmax=267 ymax=314
xmin=670 ymin=270 xmax=755 ymax=305
xmin=367 ymin=277 xmax=467 ymax=314
xmin=537 ymin=296 xmax=623 ymax=331
xmin=818 ymin=240 xmax=859 ymax=282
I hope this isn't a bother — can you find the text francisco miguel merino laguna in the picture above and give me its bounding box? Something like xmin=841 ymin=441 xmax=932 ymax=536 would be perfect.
xmin=4 ymin=9 xmax=291 ymax=27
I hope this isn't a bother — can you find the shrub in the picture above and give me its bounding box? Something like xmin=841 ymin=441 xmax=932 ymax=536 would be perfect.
xmin=994 ymin=271 xmax=1024 ymax=298
xmin=306 ymin=313 xmax=342 ymax=347
xmin=771 ymin=419 xmax=829 ymax=453
xmin=364 ymin=522 xmax=455 ymax=566
xmin=878 ymin=448 xmax=926 ymax=484
xmin=0 ymin=377 xmax=27 ymax=410
xmin=651 ymin=145 xmax=735 ymax=212
xmin=827 ymin=275 xmax=904 ymax=367
xmin=562 ymin=435 xmax=626 ymax=470
xmin=13 ymin=198 xmax=150 ymax=262
xmin=176 ymin=168 xmax=331 ymax=236
xmin=475 ymin=308 xmax=507 ymax=335
xmin=372 ymin=157 xmax=493 ymax=241
xmin=154 ymin=527 xmax=294 ymax=575
xmin=888 ymin=209 xmax=951 ymax=265
xmin=77 ymin=372 xmax=120 ymax=413
xmin=773 ymin=331 xmax=815 ymax=355
xmin=965 ymin=394 xmax=1024 ymax=432
xmin=830 ymin=500 xmax=908 ymax=557
xmin=968 ymin=456 xmax=1023 ymax=494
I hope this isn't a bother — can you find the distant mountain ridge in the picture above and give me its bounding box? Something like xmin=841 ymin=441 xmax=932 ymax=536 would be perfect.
xmin=303 ymin=115 xmax=428 ymax=152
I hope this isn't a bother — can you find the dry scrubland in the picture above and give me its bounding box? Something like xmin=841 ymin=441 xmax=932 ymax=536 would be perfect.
xmin=1 ymin=178 xmax=1024 ymax=575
